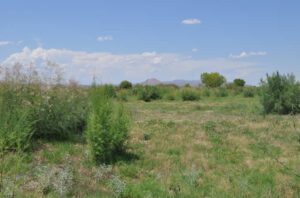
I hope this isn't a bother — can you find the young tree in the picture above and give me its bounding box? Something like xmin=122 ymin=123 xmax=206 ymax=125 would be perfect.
xmin=201 ymin=72 xmax=226 ymax=88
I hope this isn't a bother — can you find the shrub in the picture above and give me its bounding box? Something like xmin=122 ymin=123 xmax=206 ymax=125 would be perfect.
xmin=243 ymin=87 xmax=255 ymax=98
xmin=86 ymin=87 xmax=130 ymax=163
xmin=181 ymin=88 xmax=200 ymax=101
xmin=201 ymin=72 xmax=226 ymax=88
xmin=0 ymin=65 xmax=38 ymax=154
xmin=117 ymin=90 xmax=129 ymax=101
xmin=119 ymin=80 xmax=132 ymax=89
xmin=0 ymin=77 xmax=35 ymax=152
xmin=260 ymin=72 xmax=300 ymax=114
xmin=201 ymin=88 xmax=211 ymax=97
xmin=101 ymin=84 xmax=117 ymax=98
xmin=165 ymin=92 xmax=176 ymax=101
xmin=233 ymin=79 xmax=246 ymax=87
xmin=137 ymin=85 xmax=162 ymax=102
xmin=33 ymin=85 xmax=87 ymax=139
xmin=215 ymin=87 xmax=228 ymax=97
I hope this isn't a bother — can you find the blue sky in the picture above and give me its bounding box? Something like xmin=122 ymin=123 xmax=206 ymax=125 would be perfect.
xmin=0 ymin=0 xmax=299 ymax=84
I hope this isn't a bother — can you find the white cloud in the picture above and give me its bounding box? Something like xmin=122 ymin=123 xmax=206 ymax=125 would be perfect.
xmin=192 ymin=48 xmax=198 ymax=52
xmin=182 ymin=18 xmax=201 ymax=25
xmin=97 ymin=35 xmax=113 ymax=42
xmin=2 ymin=47 xmax=265 ymax=84
xmin=230 ymin=51 xmax=267 ymax=59
xmin=0 ymin=41 xmax=13 ymax=46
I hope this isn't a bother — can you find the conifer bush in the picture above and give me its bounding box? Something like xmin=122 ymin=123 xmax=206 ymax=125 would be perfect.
xmin=86 ymin=86 xmax=129 ymax=163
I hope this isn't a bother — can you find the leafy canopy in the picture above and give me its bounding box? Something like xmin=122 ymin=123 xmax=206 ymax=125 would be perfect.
xmin=201 ymin=72 xmax=226 ymax=88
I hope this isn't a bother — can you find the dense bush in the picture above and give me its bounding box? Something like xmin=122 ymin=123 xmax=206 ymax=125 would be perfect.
xmin=101 ymin=84 xmax=117 ymax=98
xmin=181 ymin=88 xmax=200 ymax=101
xmin=201 ymin=72 xmax=226 ymax=88
xmin=215 ymin=87 xmax=229 ymax=97
xmin=34 ymin=85 xmax=87 ymax=139
xmin=119 ymin=80 xmax=132 ymax=89
xmin=201 ymin=88 xmax=211 ymax=97
xmin=0 ymin=82 xmax=34 ymax=152
xmin=117 ymin=89 xmax=129 ymax=101
xmin=136 ymin=85 xmax=162 ymax=102
xmin=233 ymin=79 xmax=246 ymax=87
xmin=260 ymin=72 xmax=300 ymax=114
xmin=86 ymin=87 xmax=129 ymax=163
xmin=243 ymin=87 xmax=255 ymax=98
xmin=165 ymin=92 xmax=176 ymax=101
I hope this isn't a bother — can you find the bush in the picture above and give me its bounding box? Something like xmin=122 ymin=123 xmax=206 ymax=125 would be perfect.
xmin=201 ymin=88 xmax=211 ymax=97
xmin=215 ymin=87 xmax=228 ymax=97
xmin=233 ymin=79 xmax=246 ymax=87
xmin=165 ymin=92 xmax=176 ymax=101
xmin=243 ymin=87 xmax=255 ymax=98
xmin=86 ymin=87 xmax=130 ymax=163
xmin=181 ymin=88 xmax=200 ymax=101
xmin=137 ymin=85 xmax=162 ymax=102
xmin=33 ymin=85 xmax=87 ymax=139
xmin=119 ymin=80 xmax=132 ymax=89
xmin=117 ymin=90 xmax=129 ymax=101
xmin=201 ymin=72 xmax=226 ymax=88
xmin=260 ymin=72 xmax=300 ymax=114
xmin=101 ymin=84 xmax=117 ymax=98
xmin=0 ymin=82 xmax=34 ymax=152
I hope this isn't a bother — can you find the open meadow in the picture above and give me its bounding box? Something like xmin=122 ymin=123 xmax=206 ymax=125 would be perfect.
xmin=1 ymin=87 xmax=299 ymax=197
xmin=1 ymin=1 xmax=300 ymax=197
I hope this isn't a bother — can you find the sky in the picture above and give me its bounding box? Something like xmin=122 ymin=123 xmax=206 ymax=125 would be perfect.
xmin=0 ymin=0 xmax=299 ymax=85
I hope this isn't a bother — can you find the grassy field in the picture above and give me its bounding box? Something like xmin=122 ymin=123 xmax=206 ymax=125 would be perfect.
xmin=1 ymin=95 xmax=300 ymax=197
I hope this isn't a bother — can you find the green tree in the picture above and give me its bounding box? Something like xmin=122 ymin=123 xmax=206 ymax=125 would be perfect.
xmin=233 ymin=79 xmax=246 ymax=87
xmin=201 ymin=72 xmax=226 ymax=88
xmin=119 ymin=80 xmax=132 ymax=89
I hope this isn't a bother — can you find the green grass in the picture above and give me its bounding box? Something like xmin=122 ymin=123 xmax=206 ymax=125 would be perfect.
xmin=1 ymin=96 xmax=300 ymax=197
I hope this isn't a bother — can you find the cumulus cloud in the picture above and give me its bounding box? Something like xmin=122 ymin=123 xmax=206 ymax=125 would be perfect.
xmin=0 ymin=41 xmax=13 ymax=46
xmin=97 ymin=35 xmax=113 ymax=42
xmin=182 ymin=18 xmax=201 ymax=25
xmin=230 ymin=51 xmax=267 ymax=59
xmin=2 ymin=47 xmax=264 ymax=84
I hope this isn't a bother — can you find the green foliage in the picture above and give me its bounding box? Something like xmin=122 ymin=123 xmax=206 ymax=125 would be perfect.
xmin=136 ymin=85 xmax=162 ymax=102
xmin=34 ymin=85 xmax=87 ymax=139
xmin=243 ymin=87 xmax=255 ymax=97
xmin=215 ymin=87 xmax=229 ymax=97
xmin=119 ymin=80 xmax=132 ymax=89
xmin=233 ymin=78 xmax=246 ymax=87
xmin=86 ymin=87 xmax=129 ymax=163
xmin=260 ymin=72 xmax=300 ymax=114
xmin=117 ymin=89 xmax=129 ymax=101
xmin=165 ymin=92 xmax=176 ymax=101
xmin=181 ymin=88 xmax=200 ymax=101
xmin=0 ymin=82 xmax=35 ymax=152
xmin=101 ymin=84 xmax=117 ymax=98
xmin=201 ymin=88 xmax=211 ymax=97
xmin=201 ymin=72 xmax=226 ymax=88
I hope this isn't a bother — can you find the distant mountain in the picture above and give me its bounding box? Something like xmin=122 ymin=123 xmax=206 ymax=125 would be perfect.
xmin=139 ymin=78 xmax=201 ymax=87
xmin=140 ymin=78 xmax=161 ymax=85
xmin=164 ymin=79 xmax=201 ymax=87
